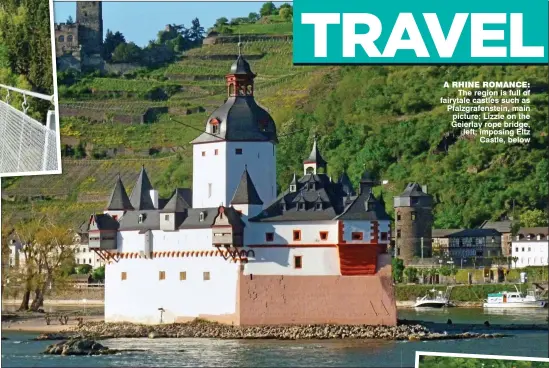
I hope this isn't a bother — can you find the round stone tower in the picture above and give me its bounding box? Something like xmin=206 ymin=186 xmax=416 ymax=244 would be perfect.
xmin=393 ymin=183 xmax=433 ymax=263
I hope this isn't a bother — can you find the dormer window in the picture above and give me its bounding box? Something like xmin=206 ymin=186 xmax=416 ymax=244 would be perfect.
xmin=210 ymin=119 xmax=220 ymax=134
xmin=259 ymin=119 xmax=268 ymax=132
xmin=289 ymin=184 xmax=296 ymax=192
xmin=298 ymin=203 xmax=305 ymax=211
xmin=315 ymin=202 xmax=323 ymax=210
xmin=138 ymin=214 xmax=145 ymax=224
xmin=280 ymin=203 xmax=287 ymax=211
xmin=199 ymin=212 xmax=205 ymax=222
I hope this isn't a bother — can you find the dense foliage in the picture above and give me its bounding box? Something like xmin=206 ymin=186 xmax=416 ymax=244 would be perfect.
xmin=0 ymin=0 xmax=53 ymax=120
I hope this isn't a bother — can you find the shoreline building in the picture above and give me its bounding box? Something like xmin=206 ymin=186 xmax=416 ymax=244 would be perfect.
xmin=511 ymin=227 xmax=549 ymax=268
xmin=84 ymin=53 xmax=396 ymax=326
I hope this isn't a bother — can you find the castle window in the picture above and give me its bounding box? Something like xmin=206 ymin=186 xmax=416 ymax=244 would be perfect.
xmin=121 ymin=272 xmax=127 ymax=281
xmin=293 ymin=230 xmax=301 ymax=241
xmin=396 ymin=212 xmax=401 ymax=221
xmin=411 ymin=212 xmax=416 ymax=221
xmin=211 ymin=120 xmax=219 ymax=134
xmin=397 ymin=230 xmax=401 ymax=239
xmin=289 ymin=184 xmax=296 ymax=193
xmin=411 ymin=198 xmax=419 ymax=205
xmin=315 ymin=202 xmax=323 ymax=210
xmin=138 ymin=214 xmax=145 ymax=224
xmin=159 ymin=271 xmax=166 ymax=281
xmin=202 ymin=151 xmax=206 ymax=156
xmin=208 ymin=184 xmax=212 ymax=198
xmin=319 ymin=231 xmax=328 ymax=241
xmin=280 ymin=203 xmax=286 ymax=211
xmin=235 ymin=148 xmax=243 ymax=155
xmin=265 ymin=232 xmax=274 ymax=242
xmin=67 ymin=35 xmax=73 ymax=42
xmin=113 ymin=215 xmax=118 ymax=221
xmin=214 ymin=149 xmax=219 ymax=155
xmin=203 ymin=271 xmax=210 ymax=281
xmin=294 ymin=256 xmax=302 ymax=269
xmin=199 ymin=211 xmax=205 ymax=222
xmin=164 ymin=214 xmax=169 ymax=221
xmin=180 ymin=271 xmax=187 ymax=281
xmin=228 ymin=84 xmax=235 ymax=96
xmin=351 ymin=232 xmax=363 ymax=241
xmin=381 ymin=232 xmax=388 ymax=241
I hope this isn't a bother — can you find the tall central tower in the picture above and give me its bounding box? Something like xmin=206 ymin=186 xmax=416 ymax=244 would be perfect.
xmin=191 ymin=48 xmax=278 ymax=208
xmin=76 ymin=1 xmax=103 ymax=54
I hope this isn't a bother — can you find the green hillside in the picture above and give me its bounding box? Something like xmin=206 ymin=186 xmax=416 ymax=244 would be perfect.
xmin=2 ymin=20 xmax=548 ymax=230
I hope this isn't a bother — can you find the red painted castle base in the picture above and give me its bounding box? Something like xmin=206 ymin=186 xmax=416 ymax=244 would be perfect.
xmin=180 ymin=254 xmax=397 ymax=326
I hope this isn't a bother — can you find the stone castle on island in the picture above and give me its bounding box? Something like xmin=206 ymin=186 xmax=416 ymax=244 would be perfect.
xmin=83 ymin=52 xmax=399 ymax=326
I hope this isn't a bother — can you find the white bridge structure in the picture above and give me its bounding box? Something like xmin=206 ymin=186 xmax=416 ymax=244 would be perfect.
xmin=0 ymin=84 xmax=59 ymax=175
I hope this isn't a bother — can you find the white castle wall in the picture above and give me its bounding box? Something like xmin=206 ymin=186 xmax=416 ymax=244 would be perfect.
xmin=244 ymin=221 xmax=339 ymax=246
xmin=192 ymin=141 xmax=276 ymax=209
xmin=244 ymin=247 xmax=340 ymax=275
xmin=105 ymin=256 xmax=239 ymax=323
xmin=118 ymin=229 xmax=213 ymax=254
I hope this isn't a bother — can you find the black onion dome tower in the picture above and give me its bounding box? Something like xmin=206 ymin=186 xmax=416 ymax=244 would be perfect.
xmin=191 ymin=42 xmax=277 ymax=144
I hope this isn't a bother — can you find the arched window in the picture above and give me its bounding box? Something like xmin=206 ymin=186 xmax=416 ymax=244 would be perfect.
xmin=239 ymin=85 xmax=246 ymax=96
xmin=58 ymin=35 xmax=65 ymax=42
xmin=210 ymin=118 xmax=220 ymax=134
xmin=246 ymin=85 xmax=253 ymax=95
xmin=228 ymin=84 xmax=235 ymax=96
xmin=67 ymin=35 xmax=73 ymax=42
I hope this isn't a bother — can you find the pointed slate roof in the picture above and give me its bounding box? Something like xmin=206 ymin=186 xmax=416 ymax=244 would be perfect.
xmin=231 ymin=167 xmax=263 ymax=205
xmin=336 ymin=191 xmax=391 ymax=221
xmin=399 ymin=182 xmax=430 ymax=197
xmin=106 ymin=174 xmax=133 ymax=211
xmin=338 ymin=172 xmax=355 ymax=196
xmin=304 ymin=137 xmax=327 ymax=165
xmin=129 ymin=166 xmax=156 ymax=210
xmin=161 ymin=189 xmax=192 ymax=213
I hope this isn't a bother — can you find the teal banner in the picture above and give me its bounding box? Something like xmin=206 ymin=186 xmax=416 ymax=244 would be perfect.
xmin=293 ymin=0 xmax=548 ymax=64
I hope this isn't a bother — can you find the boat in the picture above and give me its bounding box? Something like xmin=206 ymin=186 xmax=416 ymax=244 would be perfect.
xmin=483 ymin=285 xmax=548 ymax=309
xmin=414 ymin=287 xmax=452 ymax=308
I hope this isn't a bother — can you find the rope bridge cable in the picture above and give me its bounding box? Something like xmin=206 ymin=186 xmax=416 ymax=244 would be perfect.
xmin=0 ymin=84 xmax=58 ymax=174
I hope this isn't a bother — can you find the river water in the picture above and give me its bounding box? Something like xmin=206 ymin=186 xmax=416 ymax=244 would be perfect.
xmin=2 ymin=308 xmax=548 ymax=368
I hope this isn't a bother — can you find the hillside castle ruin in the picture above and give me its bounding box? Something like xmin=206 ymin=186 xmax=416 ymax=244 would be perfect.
xmin=54 ymin=1 xmax=104 ymax=71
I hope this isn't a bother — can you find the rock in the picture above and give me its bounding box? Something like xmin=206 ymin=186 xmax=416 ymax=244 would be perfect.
xmin=34 ymin=333 xmax=74 ymax=341
xmin=484 ymin=321 xmax=491 ymax=327
xmin=148 ymin=332 xmax=157 ymax=339
xmin=43 ymin=338 xmax=119 ymax=356
xmin=447 ymin=319 xmax=453 ymax=325
xmin=1 ymin=337 xmax=8 ymax=340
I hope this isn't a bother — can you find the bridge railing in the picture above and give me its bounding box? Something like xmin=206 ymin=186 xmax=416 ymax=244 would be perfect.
xmin=0 ymin=84 xmax=59 ymax=176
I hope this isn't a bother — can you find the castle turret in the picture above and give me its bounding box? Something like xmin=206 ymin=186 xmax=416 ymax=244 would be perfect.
xmin=190 ymin=45 xmax=277 ymax=208
xmin=129 ymin=166 xmax=158 ymax=210
xmin=231 ymin=166 xmax=264 ymax=218
xmin=303 ymin=137 xmax=327 ymax=175
xmin=393 ymin=183 xmax=433 ymax=263
xmin=104 ymin=174 xmax=133 ymax=220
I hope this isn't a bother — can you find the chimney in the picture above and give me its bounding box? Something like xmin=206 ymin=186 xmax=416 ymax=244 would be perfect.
xmin=149 ymin=189 xmax=159 ymax=208
xmin=421 ymin=185 xmax=428 ymax=194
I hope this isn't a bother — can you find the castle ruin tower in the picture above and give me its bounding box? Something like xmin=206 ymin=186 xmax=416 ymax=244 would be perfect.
xmin=76 ymin=1 xmax=103 ymax=55
xmin=393 ymin=183 xmax=433 ymax=263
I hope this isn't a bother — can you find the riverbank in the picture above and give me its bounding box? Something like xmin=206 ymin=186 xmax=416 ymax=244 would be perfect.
xmin=2 ymin=314 xmax=103 ymax=333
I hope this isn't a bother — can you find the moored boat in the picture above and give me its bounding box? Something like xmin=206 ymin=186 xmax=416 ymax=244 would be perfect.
xmin=483 ymin=285 xmax=548 ymax=309
xmin=414 ymin=287 xmax=452 ymax=308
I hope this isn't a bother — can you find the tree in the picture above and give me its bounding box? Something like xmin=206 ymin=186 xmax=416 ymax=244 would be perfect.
xmin=403 ymin=267 xmax=417 ymax=283
xmin=248 ymin=12 xmax=260 ymax=22
xmin=75 ymin=264 xmax=92 ymax=274
xmin=92 ymin=266 xmax=105 ymax=282
xmin=66 ymin=16 xmax=74 ymax=25
xmin=512 ymin=256 xmax=519 ymax=268
xmin=392 ymin=257 xmax=404 ymax=283
xmin=260 ymin=2 xmax=277 ymax=17
xmin=519 ymin=209 xmax=548 ymax=227
xmin=12 ymin=215 xmax=74 ymax=311
xmin=187 ymin=18 xmax=205 ymax=44
xmin=215 ymin=17 xmax=229 ymax=27
xmin=279 ymin=7 xmax=292 ymax=21
xmin=450 ymin=267 xmax=458 ymax=284
xmin=111 ymin=42 xmax=142 ymax=63
xmin=102 ymin=30 xmax=126 ymax=61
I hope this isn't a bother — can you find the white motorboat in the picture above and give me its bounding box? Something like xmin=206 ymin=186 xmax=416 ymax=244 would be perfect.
xmin=483 ymin=285 xmax=548 ymax=309
xmin=414 ymin=288 xmax=452 ymax=308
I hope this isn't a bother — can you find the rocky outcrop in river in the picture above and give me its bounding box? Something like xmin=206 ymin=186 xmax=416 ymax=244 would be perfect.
xmin=34 ymin=319 xmax=510 ymax=341
xmin=43 ymin=339 xmax=118 ymax=356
